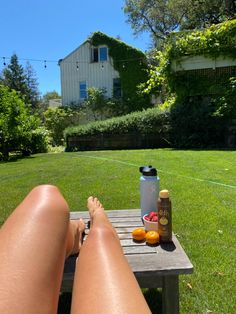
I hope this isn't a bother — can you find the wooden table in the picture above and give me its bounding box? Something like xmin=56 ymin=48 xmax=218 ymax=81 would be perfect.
xmin=61 ymin=209 xmax=193 ymax=314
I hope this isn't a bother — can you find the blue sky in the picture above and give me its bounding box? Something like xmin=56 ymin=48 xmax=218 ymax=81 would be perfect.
xmin=0 ymin=0 xmax=150 ymax=96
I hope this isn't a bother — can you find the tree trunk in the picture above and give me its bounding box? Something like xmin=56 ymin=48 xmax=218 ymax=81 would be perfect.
xmin=1 ymin=143 xmax=9 ymax=161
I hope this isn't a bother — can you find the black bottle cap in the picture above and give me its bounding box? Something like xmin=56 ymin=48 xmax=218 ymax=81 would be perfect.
xmin=139 ymin=166 xmax=157 ymax=176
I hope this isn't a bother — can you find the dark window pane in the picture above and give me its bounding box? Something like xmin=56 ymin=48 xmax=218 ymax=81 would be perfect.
xmin=92 ymin=48 xmax=98 ymax=62
xmin=113 ymin=78 xmax=121 ymax=98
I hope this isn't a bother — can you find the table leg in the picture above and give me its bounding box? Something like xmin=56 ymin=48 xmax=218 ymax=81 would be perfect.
xmin=162 ymin=275 xmax=179 ymax=314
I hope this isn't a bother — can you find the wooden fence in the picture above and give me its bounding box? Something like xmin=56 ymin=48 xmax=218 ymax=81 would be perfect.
xmin=66 ymin=133 xmax=170 ymax=151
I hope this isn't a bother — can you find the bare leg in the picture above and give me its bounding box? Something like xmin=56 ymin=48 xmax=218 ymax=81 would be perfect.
xmin=71 ymin=197 xmax=151 ymax=314
xmin=0 ymin=185 xmax=85 ymax=314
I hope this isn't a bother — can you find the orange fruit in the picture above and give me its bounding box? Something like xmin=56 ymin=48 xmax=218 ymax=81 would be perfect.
xmin=132 ymin=228 xmax=146 ymax=241
xmin=146 ymin=231 xmax=159 ymax=244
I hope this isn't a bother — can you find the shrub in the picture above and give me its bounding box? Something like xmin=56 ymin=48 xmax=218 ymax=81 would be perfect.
xmin=65 ymin=107 xmax=170 ymax=139
xmin=170 ymin=96 xmax=226 ymax=148
xmin=44 ymin=107 xmax=82 ymax=146
xmin=0 ymin=85 xmax=44 ymax=160
xmin=27 ymin=127 xmax=49 ymax=153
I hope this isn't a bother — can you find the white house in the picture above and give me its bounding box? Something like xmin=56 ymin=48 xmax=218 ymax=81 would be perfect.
xmin=59 ymin=34 xmax=121 ymax=106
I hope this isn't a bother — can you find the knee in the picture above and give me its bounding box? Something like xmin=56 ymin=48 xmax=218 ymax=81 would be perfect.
xmin=89 ymin=225 xmax=117 ymax=243
xmin=29 ymin=185 xmax=69 ymax=218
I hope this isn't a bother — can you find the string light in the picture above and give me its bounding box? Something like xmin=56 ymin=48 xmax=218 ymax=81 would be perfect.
xmin=1 ymin=55 xmax=146 ymax=66
xmin=1 ymin=55 xmax=148 ymax=71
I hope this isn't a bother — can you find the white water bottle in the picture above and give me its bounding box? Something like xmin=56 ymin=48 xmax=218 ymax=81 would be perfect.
xmin=139 ymin=166 xmax=160 ymax=218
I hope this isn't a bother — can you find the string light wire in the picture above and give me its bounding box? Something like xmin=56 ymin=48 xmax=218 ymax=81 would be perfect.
xmin=1 ymin=55 xmax=147 ymax=70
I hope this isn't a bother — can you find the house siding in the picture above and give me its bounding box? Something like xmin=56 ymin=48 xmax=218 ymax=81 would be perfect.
xmin=172 ymin=55 xmax=236 ymax=72
xmin=60 ymin=42 xmax=119 ymax=106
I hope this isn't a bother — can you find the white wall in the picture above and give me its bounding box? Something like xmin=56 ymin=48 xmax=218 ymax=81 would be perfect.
xmin=60 ymin=42 xmax=120 ymax=106
xmin=171 ymin=55 xmax=236 ymax=72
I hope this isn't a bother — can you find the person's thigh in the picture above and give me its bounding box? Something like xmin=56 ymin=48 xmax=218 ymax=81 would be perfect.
xmin=0 ymin=185 xmax=69 ymax=314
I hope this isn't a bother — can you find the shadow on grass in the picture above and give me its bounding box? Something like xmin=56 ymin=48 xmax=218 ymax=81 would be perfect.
xmin=144 ymin=288 xmax=162 ymax=313
xmin=58 ymin=289 xmax=162 ymax=314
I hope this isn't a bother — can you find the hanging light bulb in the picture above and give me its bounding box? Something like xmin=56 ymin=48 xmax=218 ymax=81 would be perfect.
xmin=44 ymin=60 xmax=47 ymax=69
xmin=3 ymin=57 xmax=6 ymax=66
xmin=101 ymin=63 xmax=104 ymax=70
xmin=122 ymin=63 xmax=126 ymax=69
xmin=76 ymin=61 xmax=79 ymax=70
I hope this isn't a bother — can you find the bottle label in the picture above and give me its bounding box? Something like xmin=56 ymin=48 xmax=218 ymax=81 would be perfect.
xmin=159 ymin=217 xmax=168 ymax=225
xmin=159 ymin=209 xmax=169 ymax=225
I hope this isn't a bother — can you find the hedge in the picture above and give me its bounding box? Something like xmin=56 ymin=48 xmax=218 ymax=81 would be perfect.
xmin=64 ymin=107 xmax=170 ymax=150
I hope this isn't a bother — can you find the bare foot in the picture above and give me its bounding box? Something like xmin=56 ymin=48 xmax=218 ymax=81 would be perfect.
xmin=87 ymin=196 xmax=120 ymax=241
xmin=87 ymin=196 xmax=105 ymax=225
xmin=68 ymin=218 xmax=85 ymax=257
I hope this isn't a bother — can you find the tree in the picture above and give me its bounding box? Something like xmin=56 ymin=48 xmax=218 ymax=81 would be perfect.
xmin=0 ymin=85 xmax=44 ymax=160
xmin=124 ymin=0 xmax=185 ymax=46
xmin=41 ymin=91 xmax=61 ymax=108
xmin=24 ymin=61 xmax=40 ymax=110
xmin=1 ymin=54 xmax=40 ymax=110
xmin=1 ymin=54 xmax=28 ymax=97
xmin=43 ymin=107 xmax=81 ymax=146
xmin=124 ymin=0 xmax=236 ymax=47
xmin=181 ymin=0 xmax=236 ymax=30
xmin=82 ymin=87 xmax=108 ymax=120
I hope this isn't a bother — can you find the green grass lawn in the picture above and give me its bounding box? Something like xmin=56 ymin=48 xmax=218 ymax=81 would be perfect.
xmin=1 ymin=149 xmax=236 ymax=314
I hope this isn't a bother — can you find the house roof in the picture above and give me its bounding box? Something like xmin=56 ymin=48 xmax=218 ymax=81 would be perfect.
xmin=58 ymin=31 xmax=145 ymax=64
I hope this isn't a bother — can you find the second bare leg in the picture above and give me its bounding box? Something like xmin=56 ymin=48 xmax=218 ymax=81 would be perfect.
xmin=71 ymin=197 xmax=151 ymax=314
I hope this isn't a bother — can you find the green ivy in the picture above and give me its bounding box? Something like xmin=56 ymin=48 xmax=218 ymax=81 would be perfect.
xmin=88 ymin=32 xmax=149 ymax=108
xmin=146 ymin=19 xmax=236 ymax=96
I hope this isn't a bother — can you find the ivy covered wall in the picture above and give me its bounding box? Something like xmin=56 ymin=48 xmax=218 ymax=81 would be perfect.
xmin=146 ymin=19 xmax=236 ymax=97
xmin=88 ymin=32 xmax=150 ymax=111
xmin=145 ymin=20 xmax=236 ymax=148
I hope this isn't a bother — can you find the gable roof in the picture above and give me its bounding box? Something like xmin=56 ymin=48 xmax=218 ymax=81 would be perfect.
xmin=58 ymin=31 xmax=145 ymax=64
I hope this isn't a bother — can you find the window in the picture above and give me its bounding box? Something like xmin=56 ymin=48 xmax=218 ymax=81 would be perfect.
xmin=91 ymin=46 xmax=108 ymax=62
xmin=99 ymin=47 xmax=108 ymax=61
xmin=92 ymin=48 xmax=98 ymax=62
xmin=113 ymin=78 xmax=121 ymax=98
xmin=79 ymin=81 xmax=87 ymax=99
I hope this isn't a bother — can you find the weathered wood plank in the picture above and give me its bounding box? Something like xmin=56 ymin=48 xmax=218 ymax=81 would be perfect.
xmin=63 ymin=210 xmax=193 ymax=289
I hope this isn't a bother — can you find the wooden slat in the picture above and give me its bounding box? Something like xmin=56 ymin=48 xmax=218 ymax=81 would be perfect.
xmin=63 ymin=209 xmax=193 ymax=290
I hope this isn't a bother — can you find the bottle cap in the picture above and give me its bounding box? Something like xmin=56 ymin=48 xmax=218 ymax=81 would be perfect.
xmin=139 ymin=166 xmax=157 ymax=176
xmin=159 ymin=189 xmax=169 ymax=198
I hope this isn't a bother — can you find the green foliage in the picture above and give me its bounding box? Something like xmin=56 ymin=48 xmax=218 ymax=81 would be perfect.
xmin=0 ymin=85 xmax=47 ymax=160
xmin=26 ymin=127 xmax=49 ymax=154
xmin=41 ymin=90 xmax=61 ymax=108
xmin=82 ymin=87 xmax=108 ymax=120
xmin=124 ymin=0 xmax=185 ymax=45
xmin=24 ymin=61 xmax=40 ymax=110
xmin=44 ymin=107 xmax=82 ymax=146
xmin=170 ymin=96 xmax=226 ymax=148
xmin=89 ymin=32 xmax=150 ymax=112
xmin=124 ymin=0 xmax=236 ymax=47
xmin=180 ymin=0 xmax=236 ymax=30
xmin=65 ymin=107 xmax=170 ymax=139
xmin=1 ymin=54 xmax=40 ymax=110
xmin=146 ymin=19 xmax=236 ymax=95
xmin=145 ymin=20 xmax=236 ymax=148
xmin=212 ymin=77 xmax=236 ymax=118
